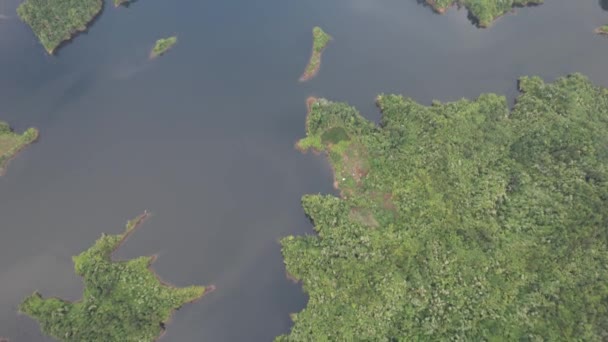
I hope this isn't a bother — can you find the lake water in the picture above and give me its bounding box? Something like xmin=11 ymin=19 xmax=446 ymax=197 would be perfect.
xmin=1 ymin=0 xmax=608 ymax=340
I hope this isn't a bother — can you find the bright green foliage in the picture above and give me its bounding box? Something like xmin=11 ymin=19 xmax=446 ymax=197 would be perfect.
xmin=300 ymin=27 xmax=332 ymax=81
xmin=150 ymin=36 xmax=178 ymax=59
xmin=0 ymin=122 xmax=38 ymax=175
xmin=279 ymin=74 xmax=608 ymax=341
xmin=427 ymin=0 xmax=543 ymax=27
xmin=20 ymin=213 xmax=209 ymax=342
xmin=17 ymin=0 xmax=102 ymax=54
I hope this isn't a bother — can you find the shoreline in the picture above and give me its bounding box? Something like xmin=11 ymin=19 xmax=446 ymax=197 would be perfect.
xmin=0 ymin=128 xmax=39 ymax=177
xmin=41 ymin=0 xmax=104 ymax=55
xmin=299 ymin=36 xmax=332 ymax=82
xmin=423 ymin=0 xmax=542 ymax=27
xmin=595 ymin=27 xmax=608 ymax=35
xmin=149 ymin=37 xmax=178 ymax=60
xmin=21 ymin=212 xmax=214 ymax=341
xmin=114 ymin=212 xmax=215 ymax=341
xmin=295 ymin=97 xmax=349 ymax=197
xmin=299 ymin=48 xmax=325 ymax=82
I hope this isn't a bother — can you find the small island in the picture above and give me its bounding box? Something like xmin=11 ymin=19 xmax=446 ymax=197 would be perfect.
xmin=114 ymin=0 xmax=128 ymax=7
xmin=150 ymin=36 xmax=178 ymax=59
xmin=20 ymin=212 xmax=214 ymax=342
xmin=595 ymin=25 xmax=608 ymax=35
xmin=0 ymin=121 xmax=38 ymax=176
xmin=17 ymin=0 xmax=103 ymax=54
xmin=300 ymin=27 xmax=332 ymax=82
xmin=426 ymin=0 xmax=543 ymax=27
xmin=279 ymin=74 xmax=608 ymax=341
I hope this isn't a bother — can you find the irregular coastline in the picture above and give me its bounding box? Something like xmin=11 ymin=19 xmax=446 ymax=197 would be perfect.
xmin=17 ymin=0 xmax=103 ymax=54
xmin=20 ymin=212 xmax=213 ymax=342
xmin=280 ymin=74 xmax=608 ymax=341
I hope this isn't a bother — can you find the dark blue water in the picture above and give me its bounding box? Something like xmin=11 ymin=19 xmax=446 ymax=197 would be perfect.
xmin=1 ymin=0 xmax=608 ymax=340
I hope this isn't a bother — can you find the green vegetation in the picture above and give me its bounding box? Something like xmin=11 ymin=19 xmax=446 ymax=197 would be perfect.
xmin=17 ymin=0 xmax=102 ymax=54
xmin=20 ymin=213 xmax=212 ymax=342
xmin=114 ymin=0 xmax=128 ymax=7
xmin=300 ymin=27 xmax=332 ymax=82
xmin=596 ymin=25 xmax=608 ymax=35
xmin=426 ymin=0 xmax=543 ymax=27
xmin=280 ymin=74 xmax=608 ymax=340
xmin=150 ymin=36 xmax=178 ymax=59
xmin=0 ymin=122 xmax=38 ymax=175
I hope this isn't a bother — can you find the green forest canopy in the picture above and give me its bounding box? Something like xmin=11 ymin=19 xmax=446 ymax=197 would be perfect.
xmin=20 ymin=213 xmax=211 ymax=342
xmin=427 ymin=0 xmax=543 ymax=27
xmin=279 ymin=74 xmax=608 ymax=341
xmin=17 ymin=0 xmax=102 ymax=54
xmin=0 ymin=122 xmax=38 ymax=175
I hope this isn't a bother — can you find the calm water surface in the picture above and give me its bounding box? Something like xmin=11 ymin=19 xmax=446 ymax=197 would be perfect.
xmin=1 ymin=0 xmax=608 ymax=340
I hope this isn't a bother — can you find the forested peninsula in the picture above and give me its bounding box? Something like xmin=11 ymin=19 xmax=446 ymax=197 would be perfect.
xmin=0 ymin=122 xmax=38 ymax=175
xmin=20 ymin=212 xmax=213 ymax=342
xmin=427 ymin=0 xmax=543 ymax=27
xmin=17 ymin=0 xmax=102 ymax=54
xmin=300 ymin=27 xmax=331 ymax=82
xmin=279 ymin=74 xmax=608 ymax=340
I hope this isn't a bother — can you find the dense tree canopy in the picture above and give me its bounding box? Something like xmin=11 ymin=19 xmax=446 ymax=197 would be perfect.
xmin=279 ymin=74 xmax=608 ymax=341
xmin=21 ymin=213 xmax=210 ymax=342
xmin=17 ymin=0 xmax=102 ymax=54
xmin=0 ymin=121 xmax=38 ymax=175
xmin=427 ymin=0 xmax=543 ymax=27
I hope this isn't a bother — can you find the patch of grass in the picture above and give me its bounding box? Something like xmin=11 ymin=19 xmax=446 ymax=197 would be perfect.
xmin=20 ymin=213 xmax=212 ymax=342
xmin=17 ymin=0 xmax=102 ymax=54
xmin=150 ymin=36 xmax=177 ymax=59
xmin=321 ymin=127 xmax=349 ymax=145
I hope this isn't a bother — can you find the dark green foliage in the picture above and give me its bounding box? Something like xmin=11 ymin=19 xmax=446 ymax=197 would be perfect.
xmin=321 ymin=127 xmax=350 ymax=145
xmin=150 ymin=36 xmax=177 ymax=59
xmin=20 ymin=213 xmax=209 ymax=342
xmin=0 ymin=122 xmax=38 ymax=175
xmin=17 ymin=0 xmax=102 ymax=54
xmin=428 ymin=0 xmax=543 ymax=27
xmin=280 ymin=74 xmax=608 ymax=341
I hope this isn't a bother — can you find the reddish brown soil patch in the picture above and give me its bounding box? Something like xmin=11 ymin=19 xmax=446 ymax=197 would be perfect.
xmin=425 ymin=0 xmax=449 ymax=14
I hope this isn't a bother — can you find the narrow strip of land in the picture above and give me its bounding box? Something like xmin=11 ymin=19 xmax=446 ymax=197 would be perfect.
xmin=300 ymin=27 xmax=331 ymax=82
